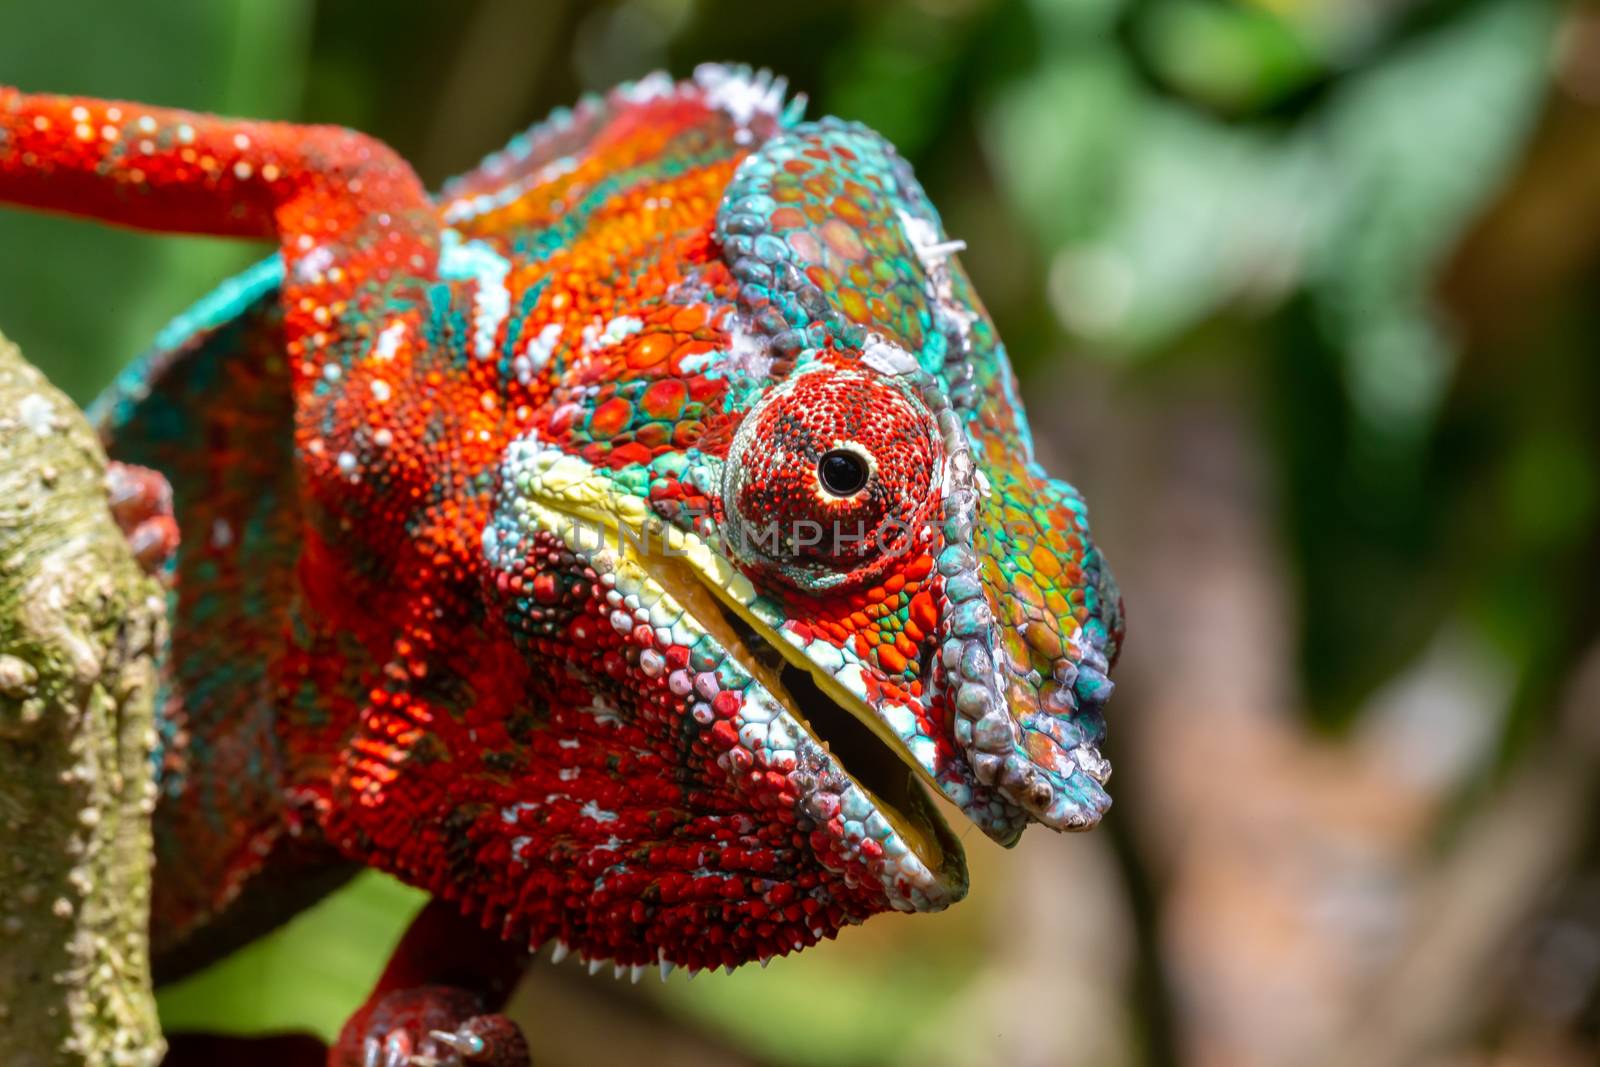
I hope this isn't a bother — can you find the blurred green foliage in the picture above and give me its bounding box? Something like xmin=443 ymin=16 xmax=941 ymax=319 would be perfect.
xmin=1 ymin=0 xmax=1594 ymax=1061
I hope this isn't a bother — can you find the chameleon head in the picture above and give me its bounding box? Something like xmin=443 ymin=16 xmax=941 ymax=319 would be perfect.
xmin=467 ymin=75 xmax=1122 ymax=969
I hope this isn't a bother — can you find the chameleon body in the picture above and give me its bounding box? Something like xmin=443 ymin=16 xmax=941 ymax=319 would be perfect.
xmin=0 ymin=67 xmax=1121 ymax=1062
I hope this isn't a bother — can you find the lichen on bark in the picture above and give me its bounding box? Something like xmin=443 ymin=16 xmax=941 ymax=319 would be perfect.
xmin=0 ymin=331 xmax=165 ymax=1066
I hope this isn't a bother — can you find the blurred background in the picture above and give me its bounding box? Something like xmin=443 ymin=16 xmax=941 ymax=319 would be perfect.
xmin=3 ymin=0 xmax=1598 ymax=1064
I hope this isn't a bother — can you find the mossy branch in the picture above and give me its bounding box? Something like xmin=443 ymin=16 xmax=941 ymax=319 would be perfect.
xmin=0 ymin=332 xmax=165 ymax=1066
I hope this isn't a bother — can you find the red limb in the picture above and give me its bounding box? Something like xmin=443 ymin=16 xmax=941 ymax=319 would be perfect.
xmin=0 ymin=87 xmax=439 ymax=379
xmin=329 ymin=899 xmax=533 ymax=1066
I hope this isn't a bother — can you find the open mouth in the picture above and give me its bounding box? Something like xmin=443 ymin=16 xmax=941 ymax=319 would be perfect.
xmin=736 ymin=612 xmax=954 ymax=877
xmin=634 ymin=543 xmax=966 ymax=910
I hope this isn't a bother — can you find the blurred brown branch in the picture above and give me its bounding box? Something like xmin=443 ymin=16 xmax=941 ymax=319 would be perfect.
xmin=1322 ymin=646 xmax=1600 ymax=1067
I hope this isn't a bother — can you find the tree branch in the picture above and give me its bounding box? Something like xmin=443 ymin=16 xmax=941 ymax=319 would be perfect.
xmin=0 ymin=332 xmax=165 ymax=1066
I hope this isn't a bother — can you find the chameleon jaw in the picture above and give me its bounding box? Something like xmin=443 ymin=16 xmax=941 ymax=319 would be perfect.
xmin=485 ymin=435 xmax=968 ymax=919
xmin=639 ymin=547 xmax=967 ymax=912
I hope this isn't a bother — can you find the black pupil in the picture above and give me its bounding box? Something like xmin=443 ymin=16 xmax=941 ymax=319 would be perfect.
xmin=818 ymin=449 xmax=869 ymax=497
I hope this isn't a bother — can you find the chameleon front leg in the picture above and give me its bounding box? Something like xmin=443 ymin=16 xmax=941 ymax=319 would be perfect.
xmin=331 ymin=899 xmax=532 ymax=1067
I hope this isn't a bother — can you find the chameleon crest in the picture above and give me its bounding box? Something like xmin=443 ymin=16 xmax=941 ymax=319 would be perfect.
xmin=0 ymin=65 xmax=1120 ymax=995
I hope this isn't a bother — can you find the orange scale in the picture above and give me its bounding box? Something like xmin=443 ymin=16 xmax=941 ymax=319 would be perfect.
xmin=802 ymin=176 xmax=836 ymax=202
xmin=669 ymin=305 xmax=707 ymax=332
xmin=1030 ymin=544 xmax=1063 ymax=579
xmin=837 ymin=288 xmax=869 ymax=323
xmin=999 ymin=628 xmax=1032 ymax=676
xmin=769 ymin=206 xmax=806 ymax=229
xmin=875 ymin=645 xmax=907 ymax=674
xmin=832 ymin=199 xmax=868 ymax=228
xmin=633 ymin=423 xmax=668 ymax=448
xmin=1022 ymin=620 xmax=1063 ymax=660
xmin=1002 ymin=596 xmax=1033 ymax=630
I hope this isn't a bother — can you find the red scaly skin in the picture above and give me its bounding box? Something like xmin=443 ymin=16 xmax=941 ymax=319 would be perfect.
xmin=0 ymin=68 xmax=1124 ymax=1065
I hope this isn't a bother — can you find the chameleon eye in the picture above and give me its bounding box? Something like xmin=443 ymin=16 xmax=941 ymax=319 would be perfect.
xmin=817 ymin=448 xmax=870 ymax=497
xmin=721 ymin=367 xmax=942 ymax=589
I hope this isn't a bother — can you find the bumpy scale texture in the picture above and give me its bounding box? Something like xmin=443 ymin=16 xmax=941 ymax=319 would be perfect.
xmin=0 ymin=68 xmax=1122 ymax=993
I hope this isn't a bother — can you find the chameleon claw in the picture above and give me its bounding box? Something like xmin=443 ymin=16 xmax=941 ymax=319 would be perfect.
xmin=548 ymin=939 xmax=569 ymax=964
xmin=384 ymin=1029 xmax=414 ymax=1067
xmin=429 ymin=1028 xmax=486 ymax=1058
xmin=364 ymin=1036 xmax=383 ymax=1067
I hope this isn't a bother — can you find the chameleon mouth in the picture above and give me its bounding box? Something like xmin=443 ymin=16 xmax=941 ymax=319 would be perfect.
xmin=636 ymin=547 xmax=967 ymax=911
xmin=727 ymin=607 xmax=960 ymax=878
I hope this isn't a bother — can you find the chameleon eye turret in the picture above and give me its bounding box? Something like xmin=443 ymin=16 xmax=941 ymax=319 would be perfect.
xmin=0 ymin=65 xmax=1121 ymax=1054
xmin=720 ymin=366 xmax=941 ymax=584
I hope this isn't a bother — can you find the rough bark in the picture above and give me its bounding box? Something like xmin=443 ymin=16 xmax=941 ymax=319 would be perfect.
xmin=0 ymin=331 xmax=165 ymax=1066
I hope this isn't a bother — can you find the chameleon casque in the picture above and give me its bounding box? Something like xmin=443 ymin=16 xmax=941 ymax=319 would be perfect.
xmin=0 ymin=66 xmax=1122 ymax=1064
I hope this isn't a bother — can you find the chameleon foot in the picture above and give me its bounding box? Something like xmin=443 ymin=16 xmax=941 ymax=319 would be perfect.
xmin=104 ymin=460 xmax=178 ymax=577
xmin=336 ymin=986 xmax=529 ymax=1067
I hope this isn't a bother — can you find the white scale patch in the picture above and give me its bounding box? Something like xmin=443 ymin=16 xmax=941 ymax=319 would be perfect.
xmin=372 ymin=320 xmax=407 ymax=362
xmin=694 ymin=64 xmax=788 ymax=132
xmin=861 ymin=337 xmax=919 ymax=376
xmin=515 ymin=322 xmax=563 ymax=384
xmin=439 ymin=231 xmax=513 ymax=361
xmin=583 ymin=315 xmax=642 ymax=354
xmin=580 ymin=800 xmax=617 ymax=823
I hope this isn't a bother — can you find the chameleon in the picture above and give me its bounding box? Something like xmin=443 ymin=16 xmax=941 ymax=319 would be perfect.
xmin=0 ymin=66 xmax=1122 ymax=1065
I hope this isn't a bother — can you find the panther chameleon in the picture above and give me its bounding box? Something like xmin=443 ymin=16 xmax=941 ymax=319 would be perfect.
xmin=0 ymin=65 xmax=1122 ymax=1066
